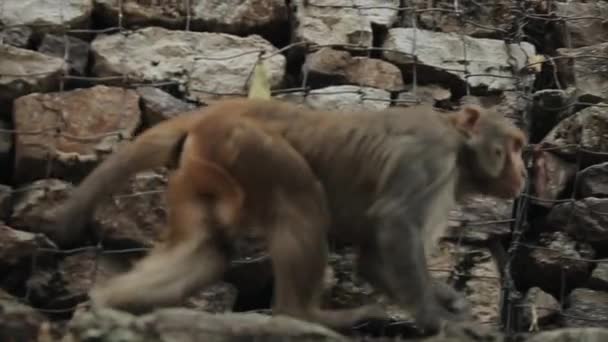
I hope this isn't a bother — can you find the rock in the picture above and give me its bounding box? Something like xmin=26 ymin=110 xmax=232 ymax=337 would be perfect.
xmin=303 ymin=48 xmax=404 ymax=91
xmin=0 ymin=119 xmax=11 ymax=172
xmin=395 ymin=85 xmax=451 ymax=107
xmin=136 ymin=87 xmax=196 ymax=126
xmin=547 ymin=197 xmax=608 ymax=248
xmin=382 ymin=28 xmax=537 ymax=93
xmin=65 ymin=308 xmax=347 ymax=341
xmin=405 ymin=0 xmax=515 ymax=39
xmin=588 ymin=263 xmax=608 ymax=292
xmin=578 ymin=162 xmax=608 ymax=198
xmin=94 ymin=171 xmax=168 ymax=248
xmin=555 ymin=2 xmax=608 ymax=48
xmin=528 ymin=328 xmax=608 ymax=342
xmin=0 ymin=289 xmax=51 ymax=342
xmin=514 ymin=232 xmax=595 ymax=295
xmin=91 ymin=27 xmax=286 ymax=102
xmin=557 ymin=43 xmax=608 ymax=101
xmin=445 ymin=195 xmax=514 ymax=243
xmin=519 ymin=287 xmax=560 ymax=330
xmin=12 ymin=85 xmax=141 ymax=184
xmin=10 ymin=179 xmax=73 ymax=236
xmin=541 ymin=103 xmax=608 ymax=163
xmin=0 ymin=184 xmax=11 ymax=221
xmin=562 ymin=288 xmax=608 ymax=328
xmin=531 ymin=150 xmax=577 ymax=208
xmin=50 ymin=250 xmax=120 ymax=308
xmin=528 ymin=88 xmax=581 ymax=141
xmin=0 ymin=27 xmax=33 ymax=48
xmin=95 ymin=0 xmax=288 ymax=39
xmin=461 ymin=248 xmax=502 ymax=326
xmin=292 ymin=0 xmax=400 ymax=48
xmin=0 ymin=44 xmax=64 ymax=106
xmin=0 ymin=0 xmax=93 ymax=33
xmin=38 ymin=34 xmax=90 ymax=76
xmin=185 ymin=283 xmax=238 ymax=313
xmin=0 ymin=223 xmax=56 ymax=267
xmin=277 ymin=85 xmax=391 ymax=111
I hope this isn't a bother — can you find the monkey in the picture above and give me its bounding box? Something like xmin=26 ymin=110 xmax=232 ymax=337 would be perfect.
xmin=39 ymin=98 xmax=527 ymax=334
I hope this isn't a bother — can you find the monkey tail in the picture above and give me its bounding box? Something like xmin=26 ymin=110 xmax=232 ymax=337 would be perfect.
xmin=43 ymin=112 xmax=203 ymax=247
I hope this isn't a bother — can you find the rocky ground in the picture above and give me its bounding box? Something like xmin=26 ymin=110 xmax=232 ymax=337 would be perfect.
xmin=1 ymin=0 xmax=608 ymax=341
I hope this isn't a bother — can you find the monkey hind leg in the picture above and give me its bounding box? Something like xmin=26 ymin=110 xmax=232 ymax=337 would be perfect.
xmin=90 ymin=237 xmax=226 ymax=314
xmin=89 ymin=170 xmax=229 ymax=314
xmin=269 ymin=194 xmax=387 ymax=331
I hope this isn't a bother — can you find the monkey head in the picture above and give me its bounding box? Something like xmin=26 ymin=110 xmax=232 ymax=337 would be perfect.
xmin=449 ymin=105 xmax=528 ymax=199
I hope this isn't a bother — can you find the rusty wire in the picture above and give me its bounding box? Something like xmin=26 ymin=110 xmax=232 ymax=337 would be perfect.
xmin=1 ymin=0 xmax=608 ymax=336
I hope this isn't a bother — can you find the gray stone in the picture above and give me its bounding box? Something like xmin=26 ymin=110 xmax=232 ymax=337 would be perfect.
xmin=555 ymin=2 xmax=608 ymax=48
xmin=66 ymin=308 xmax=347 ymax=341
xmin=277 ymin=85 xmax=391 ymax=111
xmin=562 ymin=288 xmax=608 ymax=328
xmin=382 ymin=28 xmax=537 ymax=92
xmin=38 ymin=34 xmax=90 ymax=76
xmin=541 ymin=103 xmax=608 ymax=162
xmin=292 ymin=0 xmax=400 ymax=48
xmin=0 ymin=0 xmax=93 ymax=33
xmin=0 ymin=27 xmax=33 ymax=48
xmin=304 ymin=48 xmax=404 ymax=91
xmin=557 ymin=43 xmax=608 ymax=101
xmin=0 ymin=44 xmax=63 ymax=105
xmin=92 ymin=27 xmax=286 ymax=102
xmin=578 ymin=162 xmax=608 ymax=198
xmin=136 ymin=87 xmax=196 ymax=126
xmin=527 ymin=327 xmax=608 ymax=342
xmin=547 ymin=197 xmax=608 ymax=247
xmin=588 ymin=263 xmax=608 ymax=291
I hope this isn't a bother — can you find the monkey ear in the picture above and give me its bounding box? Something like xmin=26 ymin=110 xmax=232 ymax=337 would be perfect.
xmin=450 ymin=105 xmax=482 ymax=133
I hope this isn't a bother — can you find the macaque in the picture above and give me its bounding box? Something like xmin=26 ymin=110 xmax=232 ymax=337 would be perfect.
xmin=40 ymin=98 xmax=527 ymax=334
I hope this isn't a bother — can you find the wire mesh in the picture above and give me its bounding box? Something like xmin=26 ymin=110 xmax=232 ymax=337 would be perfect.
xmin=0 ymin=0 xmax=607 ymax=338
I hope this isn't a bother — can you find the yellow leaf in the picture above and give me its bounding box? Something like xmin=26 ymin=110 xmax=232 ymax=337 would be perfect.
xmin=248 ymin=61 xmax=272 ymax=100
xmin=528 ymin=55 xmax=546 ymax=74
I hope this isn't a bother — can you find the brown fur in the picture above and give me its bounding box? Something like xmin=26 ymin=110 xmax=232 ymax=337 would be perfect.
xmin=41 ymin=98 xmax=527 ymax=333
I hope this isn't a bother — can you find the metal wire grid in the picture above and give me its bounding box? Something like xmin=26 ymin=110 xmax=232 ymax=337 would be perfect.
xmin=0 ymin=0 xmax=606 ymax=337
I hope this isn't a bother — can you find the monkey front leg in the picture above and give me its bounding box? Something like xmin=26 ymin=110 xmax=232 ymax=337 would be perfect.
xmin=371 ymin=216 xmax=471 ymax=334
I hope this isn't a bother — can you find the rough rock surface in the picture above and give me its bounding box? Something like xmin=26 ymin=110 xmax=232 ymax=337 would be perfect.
xmin=446 ymin=195 xmax=514 ymax=243
xmin=304 ymin=48 xmax=404 ymax=91
xmin=95 ymin=0 xmax=288 ymax=37
xmin=547 ymin=198 xmax=608 ymax=248
xmin=514 ymin=232 xmax=595 ymax=295
xmin=557 ymin=43 xmax=608 ymax=101
xmin=278 ymin=85 xmax=391 ymax=111
xmin=38 ymin=34 xmax=90 ymax=76
xmin=382 ymin=28 xmax=537 ymax=92
xmin=66 ymin=308 xmax=347 ymax=342
xmin=578 ymin=162 xmax=608 ymax=198
xmin=0 ymin=0 xmax=93 ymax=32
xmin=0 ymin=44 xmax=64 ymax=106
xmin=562 ymin=288 xmax=608 ymax=328
xmin=91 ymin=27 xmax=286 ymax=102
xmin=12 ymin=85 xmax=141 ymax=183
xmin=541 ymin=103 xmax=608 ymax=161
xmin=555 ymin=2 xmax=608 ymax=49
xmin=136 ymin=87 xmax=197 ymax=126
xmin=292 ymin=0 xmax=400 ymax=48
